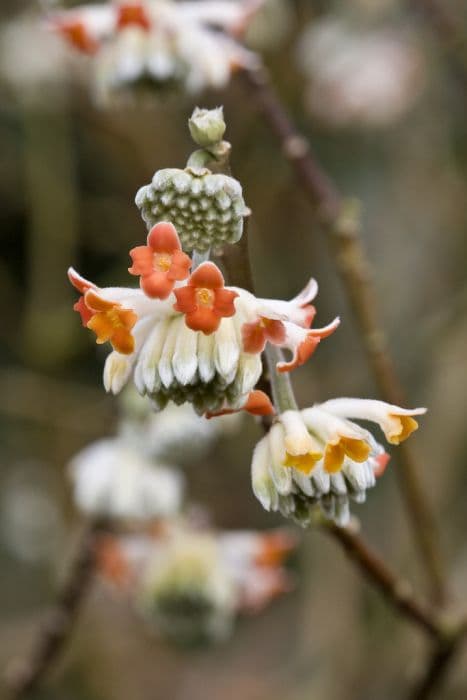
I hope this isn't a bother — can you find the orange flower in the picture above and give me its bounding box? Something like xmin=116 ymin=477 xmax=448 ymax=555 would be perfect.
xmin=129 ymin=222 xmax=192 ymax=299
xmin=68 ymin=267 xmax=96 ymax=327
xmin=242 ymin=317 xmax=286 ymax=354
xmin=116 ymin=2 xmax=151 ymax=31
xmin=84 ymin=290 xmax=137 ymax=355
xmin=173 ymin=262 xmax=238 ymax=334
xmin=54 ymin=19 xmax=99 ymax=54
xmin=206 ymin=390 xmax=275 ymax=419
xmin=276 ymin=317 xmax=340 ymax=373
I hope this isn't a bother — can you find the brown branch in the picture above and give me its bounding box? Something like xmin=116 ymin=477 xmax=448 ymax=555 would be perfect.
xmin=411 ymin=0 xmax=467 ymax=84
xmin=323 ymin=522 xmax=440 ymax=639
xmin=5 ymin=519 xmax=105 ymax=698
xmin=409 ymin=615 xmax=467 ymax=700
xmin=240 ymin=64 xmax=446 ymax=605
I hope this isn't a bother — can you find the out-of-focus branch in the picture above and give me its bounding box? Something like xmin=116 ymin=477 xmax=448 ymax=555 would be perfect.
xmin=409 ymin=617 xmax=467 ymax=700
xmin=323 ymin=521 xmax=440 ymax=638
xmin=411 ymin=0 xmax=467 ymax=83
xmin=5 ymin=519 xmax=105 ymax=698
xmin=240 ymin=64 xmax=446 ymax=606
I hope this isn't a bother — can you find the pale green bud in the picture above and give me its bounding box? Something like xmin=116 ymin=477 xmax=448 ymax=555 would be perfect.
xmin=188 ymin=107 xmax=226 ymax=148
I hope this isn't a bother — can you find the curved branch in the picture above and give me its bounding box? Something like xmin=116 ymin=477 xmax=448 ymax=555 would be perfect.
xmin=5 ymin=519 xmax=105 ymax=698
xmin=239 ymin=64 xmax=446 ymax=605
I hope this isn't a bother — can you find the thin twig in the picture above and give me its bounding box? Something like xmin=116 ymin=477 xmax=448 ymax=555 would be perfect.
xmin=240 ymin=64 xmax=446 ymax=605
xmin=5 ymin=519 xmax=105 ymax=698
xmin=411 ymin=0 xmax=467 ymax=84
xmin=323 ymin=522 xmax=440 ymax=639
xmin=409 ymin=617 xmax=467 ymax=700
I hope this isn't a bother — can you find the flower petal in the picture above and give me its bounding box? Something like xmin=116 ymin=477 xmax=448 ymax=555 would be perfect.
xmin=68 ymin=267 xmax=95 ymax=294
xmin=173 ymin=285 xmax=197 ymax=314
xmin=128 ymin=245 xmax=154 ymax=276
xmin=147 ymin=222 xmax=182 ymax=253
xmin=213 ymin=287 xmax=238 ymax=316
xmin=189 ymin=261 xmax=225 ymax=290
xmin=185 ymin=307 xmax=220 ymax=334
xmin=168 ymin=249 xmax=192 ymax=281
xmin=84 ymin=290 xmax=115 ymax=313
xmin=242 ymin=321 xmax=267 ymax=354
xmin=141 ymin=271 xmax=174 ymax=299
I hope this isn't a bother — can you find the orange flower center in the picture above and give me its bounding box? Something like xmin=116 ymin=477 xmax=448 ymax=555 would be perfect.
xmin=117 ymin=4 xmax=151 ymax=30
xmin=196 ymin=287 xmax=215 ymax=307
xmin=154 ymin=252 xmax=172 ymax=272
xmin=106 ymin=308 xmax=126 ymax=328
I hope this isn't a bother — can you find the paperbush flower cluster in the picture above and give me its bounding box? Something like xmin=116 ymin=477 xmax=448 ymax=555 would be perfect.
xmin=69 ymin=107 xmax=426 ymax=528
xmin=48 ymin=0 xmax=263 ymax=101
xmin=95 ymin=521 xmax=297 ymax=645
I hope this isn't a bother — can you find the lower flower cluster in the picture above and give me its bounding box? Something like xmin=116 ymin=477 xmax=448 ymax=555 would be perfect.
xmin=252 ymin=399 xmax=425 ymax=526
xmin=95 ymin=521 xmax=297 ymax=646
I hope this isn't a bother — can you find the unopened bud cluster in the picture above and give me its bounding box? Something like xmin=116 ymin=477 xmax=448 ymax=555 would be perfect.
xmin=135 ymin=166 xmax=248 ymax=253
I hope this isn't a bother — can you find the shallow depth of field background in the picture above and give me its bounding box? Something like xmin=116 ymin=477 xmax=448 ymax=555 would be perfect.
xmin=1 ymin=1 xmax=467 ymax=698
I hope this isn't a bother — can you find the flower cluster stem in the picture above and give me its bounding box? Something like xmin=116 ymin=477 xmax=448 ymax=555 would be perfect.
xmin=264 ymin=346 xmax=298 ymax=413
xmin=240 ymin=63 xmax=446 ymax=607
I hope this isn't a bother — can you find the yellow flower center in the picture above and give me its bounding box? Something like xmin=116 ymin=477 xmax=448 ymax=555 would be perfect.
xmin=196 ymin=287 xmax=215 ymax=307
xmin=154 ymin=252 xmax=172 ymax=272
xmin=323 ymin=437 xmax=370 ymax=473
xmin=106 ymin=308 xmax=125 ymax=328
xmin=283 ymin=450 xmax=322 ymax=475
xmin=388 ymin=415 xmax=419 ymax=444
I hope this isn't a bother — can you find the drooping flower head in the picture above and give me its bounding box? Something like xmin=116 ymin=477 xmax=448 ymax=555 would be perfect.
xmin=252 ymin=400 xmax=426 ymax=526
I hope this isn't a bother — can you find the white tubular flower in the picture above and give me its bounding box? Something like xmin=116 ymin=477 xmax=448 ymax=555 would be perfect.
xmin=69 ymin=438 xmax=184 ymax=520
xmin=252 ymin=399 xmax=425 ymax=527
xmin=316 ymin=398 xmax=426 ymax=445
xmin=48 ymin=0 xmax=261 ymax=102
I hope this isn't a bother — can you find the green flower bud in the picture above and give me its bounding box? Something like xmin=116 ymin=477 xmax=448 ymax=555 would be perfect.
xmin=188 ymin=107 xmax=226 ymax=148
xmin=135 ymin=166 xmax=249 ymax=252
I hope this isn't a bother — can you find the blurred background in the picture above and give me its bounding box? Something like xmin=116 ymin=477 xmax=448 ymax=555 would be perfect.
xmin=0 ymin=0 xmax=466 ymax=698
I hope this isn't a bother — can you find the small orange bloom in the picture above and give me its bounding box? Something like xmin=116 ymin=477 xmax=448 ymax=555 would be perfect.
xmin=116 ymin=2 xmax=151 ymax=31
xmin=242 ymin=317 xmax=286 ymax=354
xmin=54 ymin=19 xmax=99 ymax=54
xmin=374 ymin=452 xmax=391 ymax=478
xmin=173 ymin=262 xmax=238 ymax=334
xmin=277 ymin=317 xmax=340 ymax=373
xmin=68 ymin=267 xmax=96 ymax=327
xmin=129 ymin=222 xmax=192 ymax=299
xmin=95 ymin=536 xmax=132 ymax=590
xmin=255 ymin=531 xmax=298 ymax=568
xmin=84 ymin=290 xmax=137 ymax=355
xmin=206 ymin=390 xmax=275 ymax=419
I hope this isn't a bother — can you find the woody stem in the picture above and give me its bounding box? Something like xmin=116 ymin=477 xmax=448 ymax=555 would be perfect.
xmin=239 ymin=63 xmax=446 ymax=606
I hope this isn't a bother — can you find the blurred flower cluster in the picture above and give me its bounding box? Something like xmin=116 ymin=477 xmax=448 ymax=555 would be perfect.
xmin=68 ymin=385 xmax=297 ymax=645
xmin=297 ymin=17 xmax=426 ymax=128
xmin=95 ymin=521 xmax=297 ymax=645
xmin=48 ymin=0 xmax=264 ymax=102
